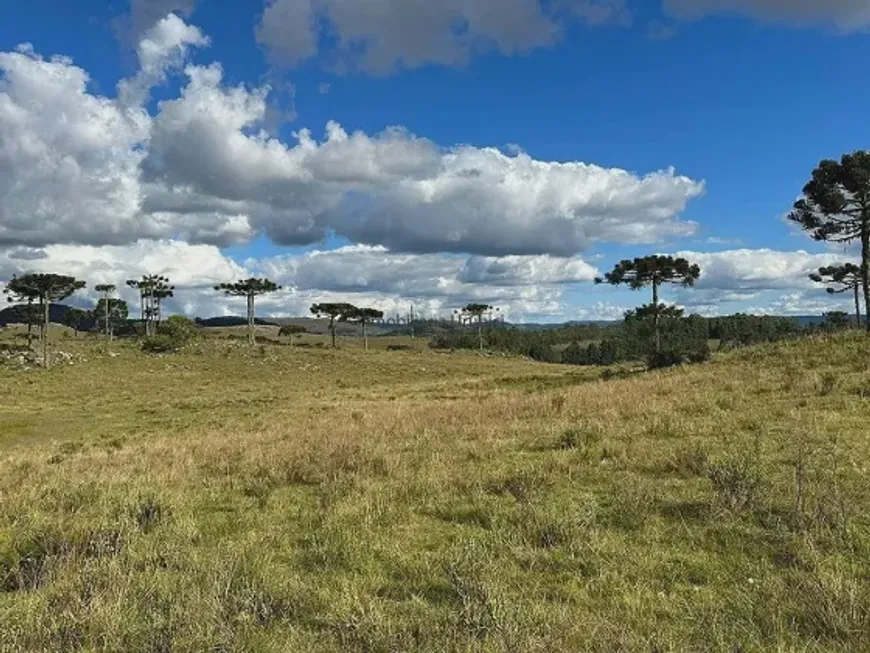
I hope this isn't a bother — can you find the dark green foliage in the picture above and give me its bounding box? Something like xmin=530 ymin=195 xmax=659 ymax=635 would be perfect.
xmin=93 ymin=298 xmax=129 ymax=338
xmin=460 ymin=303 xmax=496 ymax=351
xmin=824 ymin=311 xmax=851 ymax=330
xmin=215 ymin=278 xmax=282 ymax=345
xmin=561 ymin=341 xmax=585 ymax=365
xmin=141 ymin=316 xmax=199 ymax=353
xmin=127 ymin=275 xmax=174 ymax=337
xmin=439 ymin=312 xmax=805 ymax=369
xmin=158 ymin=315 xmax=200 ymax=342
xmin=596 ymin=255 xmax=701 ymax=354
xmin=345 ymin=307 xmax=385 ymax=350
xmin=789 ymin=152 xmax=870 ymax=332
xmin=647 ymin=348 xmax=711 ymax=370
xmin=810 ymin=263 xmax=863 ymax=326
xmin=3 ymin=273 xmax=86 ymax=367
xmin=140 ymin=334 xmax=179 ymax=354
xmin=596 ymin=256 xmax=701 ymax=291
xmin=708 ymin=313 xmax=804 ymax=347
xmin=526 ymin=341 xmax=556 ymax=363
xmin=278 ymin=325 xmax=307 ymax=337
xmin=62 ymin=308 xmax=88 ymax=335
xmin=311 ymin=303 xmax=358 ymax=348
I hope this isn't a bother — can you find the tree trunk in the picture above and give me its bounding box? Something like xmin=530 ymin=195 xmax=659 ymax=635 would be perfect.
xmin=104 ymin=292 xmax=110 ymax=340
xmin=855 ymin=283 xmax=862 ymax=329
xmin=247 ymin=293 xmax=255 ymax=346
xmin=26 ymin=298 xmax=34 ymax=350
xmin=42 ymin=295 xmax=50 ymax=369
xmin=863 ymin=221 xmax=870 ymax=333
xmin=330 ymin=318 xmax=336 ymax=348
xmin=652 ymin=280 xmax=661 ymax=354
xmin=478 ymin=315 xmax=483 ymax=352
xmin=363 ymin=320 xmax=368 ymax=351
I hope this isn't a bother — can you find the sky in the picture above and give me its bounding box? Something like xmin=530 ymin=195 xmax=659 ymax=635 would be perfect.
xmin=1 ymin=0 xmax=868 ymax=322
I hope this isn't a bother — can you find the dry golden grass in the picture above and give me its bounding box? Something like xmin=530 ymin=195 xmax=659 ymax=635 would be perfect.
xmin=1 ymin=331 xmax=870 ymax=651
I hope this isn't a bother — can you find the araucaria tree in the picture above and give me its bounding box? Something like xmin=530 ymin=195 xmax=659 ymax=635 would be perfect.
xmin=3 ymin=274 xmax=86 ymax=367
xmin=596 ymin=256 xmax=701 ymax=353
xmin=311 ymin=303 xmax=357 ymax=348
xmin=126 ymin=275 xmax=174 ymax=336
xmin=63 ymin=308 xmax=88 ymax=336
xmin=3 ymin=278 xmax=39 ymax=348
xmin=215 ymin=278 xmax=281 ymax=345
xmin=347 ymin=307 xmax=384 ymax=350
xmin=809 ymin=264 xmax=864 ymax=327
xmin=461 ymin=303 xmax=494 ymax=351
xmin=790 ymin=151 xmax=870 ymax=333
xmin=93 ymin=298 xmax=129 ymax=340
xmin=94 ymin=284 xmax=117 ymax=339
xmin=278 ymin=324 xmax=307 ymax=346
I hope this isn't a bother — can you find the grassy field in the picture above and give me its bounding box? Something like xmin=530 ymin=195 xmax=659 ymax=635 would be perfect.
xmin=1 ymin=330 xmax=870 ymax=652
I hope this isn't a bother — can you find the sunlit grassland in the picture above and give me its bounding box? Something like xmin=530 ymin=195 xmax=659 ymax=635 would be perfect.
xmin=1 ymin=330 xmax=870 ymax=651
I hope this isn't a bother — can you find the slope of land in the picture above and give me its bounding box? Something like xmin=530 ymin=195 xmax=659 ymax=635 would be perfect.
xmin=1 ymin=333 xmax=870 ymax=651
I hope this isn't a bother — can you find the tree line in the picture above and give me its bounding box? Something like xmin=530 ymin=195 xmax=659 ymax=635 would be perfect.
xmin=3 ymin=151 xmax=870 ymax=367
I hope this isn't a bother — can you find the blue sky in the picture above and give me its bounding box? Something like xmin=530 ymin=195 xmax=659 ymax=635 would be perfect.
xmin=0 ymin=0 xmax=867 ymax=321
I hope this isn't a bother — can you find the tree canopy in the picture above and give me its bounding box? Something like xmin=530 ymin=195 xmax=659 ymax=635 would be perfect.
xmin=596 ymin=256 xmax=700 ymax=355
xmin=810 ymin=263 xmax=864 ymax=326
xmin=215 ymin=278 xmax=281 ymax=345
xmin=346 ymin=307 xmax=384 ymax=350
xmin=790 ymin=152 xmax=870 ymax=332
xmin=3 ymin=273 xmax=86 ymax=367
xmin=595 ymin=256 xmax=701 ymax=290
xmin=127 ymin=275 xmax=174 ymax=336
xmin=311 ymin=303 xmax=358 ymax=347
xmin=214 ymin=278 xmax=281 ymax=297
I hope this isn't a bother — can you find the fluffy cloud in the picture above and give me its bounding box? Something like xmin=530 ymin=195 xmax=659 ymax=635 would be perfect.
xmin=114 ymin=0 xmax=199 ymax=44
xmin=0 ymin=18 xmax=702 ymax=258
xmin=143 ymin=61 xmax=703 ymax=254
xmin=0 ymin=46 xmax=151 ymax=247
xmin=118 ymin=13 xmax=209 ymax=106
xmin=0 ymin=241 xmax=598 ymax=321
xmin=256 ymin=0 xmax=631 ymax=73
xmin=663 ymin=0 xmax=870 ymax=31
xmin=677 ymin=248 xmax=842 ymax=291
xmin=663 ymin=248 xmax=859 ymax=316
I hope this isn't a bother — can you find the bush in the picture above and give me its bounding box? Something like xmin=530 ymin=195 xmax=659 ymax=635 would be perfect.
xmin=141 ymin=316 xmax=200 ymax=354
xmin=708 ymin=455 xmax=764 ymax=512
xmin=387 ymin=345 xmax=414 ymax=351
xmin=141 ymin=334 xmax=180 ymax=354
xmin=157 ymin=315 xmax=200 ymax=342
xmin=647 ymin=344 xmax=710 ymax=370
xmin=647 ymin=350 xmax=687 ymax=370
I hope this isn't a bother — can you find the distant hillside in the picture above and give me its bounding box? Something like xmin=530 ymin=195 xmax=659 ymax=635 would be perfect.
xmin=195 ymin=316 xmax=279 ymax=328
xmin=0 ymin=304 xmax=833 ymax=333
xmin=0 ymin=302 xmax=95 ymax=330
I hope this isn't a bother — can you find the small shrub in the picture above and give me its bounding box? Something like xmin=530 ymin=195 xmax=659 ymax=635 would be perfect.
xmin=132 ymin=495 xmax=169 ymax=533
xmin=157 ymin=315 xmax=200 ymax=342
xmin=141 ymin=334 xmax=179 ymax=354
xmin=556 ymin=428 xmax=601 ymax=457
xmin=142 ymin=316 xmax=200 ymax=353
xmin=387 ymin=344 xmax=414 ymax=351
xmin=647 ymin=350 xmax=686 ymax=370
xmin=666 ymin=442 xmax=709 ymax=477
xmin=708 ymin=455 xmax=764 ymax=512
xmin=817 ymin=371 xmax=838 ymax=396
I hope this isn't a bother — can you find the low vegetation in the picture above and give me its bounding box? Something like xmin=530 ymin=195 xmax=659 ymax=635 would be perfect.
xmin=1 ymin=331 xmax=870 ymax=651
